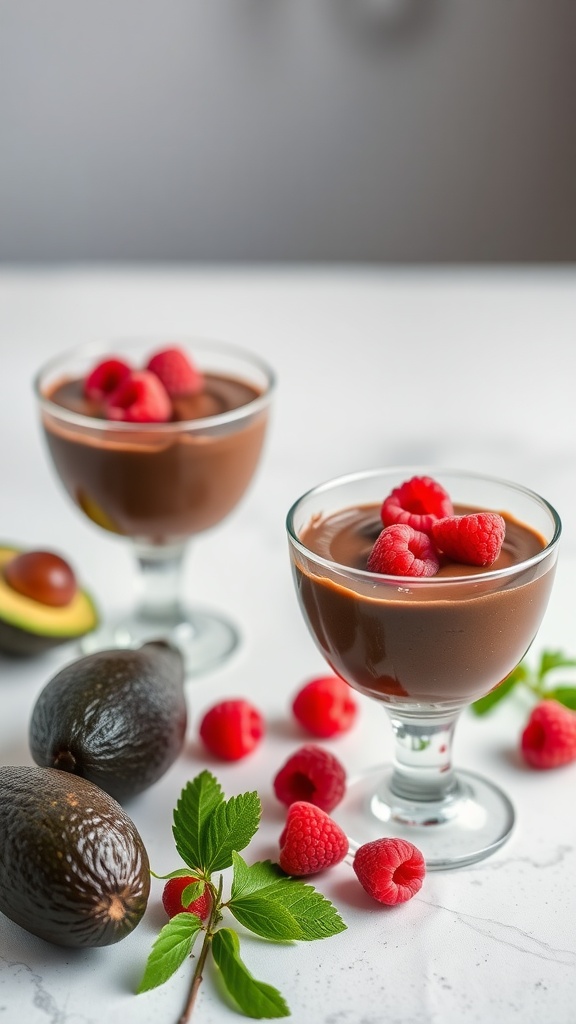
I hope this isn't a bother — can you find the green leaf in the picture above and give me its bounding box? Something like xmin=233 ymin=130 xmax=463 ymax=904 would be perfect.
xmin=136 ymin=913 xmax=203 ymax=993
xmin=203 ymin=791 xmax=262 ymax=874
xmin=229 ymin=855 xmax=347 ymax=941
xmin=181 ymin=880 xmax=206 ymax=904
xmin=151 ymin=867 xmax=202 ymax=881
xmin=470 ymin=671 xmax=519 ymax=715
xmin=538 ymin=650 xmax=576 ymax=678
xmin=173 ymin=770 xmax=224 ymax=872
xmin=211 ymin=928 xmax=290 ymax=1019
xmin=546 ymin=687 xmax=576 ymax=710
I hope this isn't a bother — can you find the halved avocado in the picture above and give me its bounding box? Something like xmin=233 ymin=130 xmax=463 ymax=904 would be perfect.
xmin=0 ymin=545 xmax=98 ymax=656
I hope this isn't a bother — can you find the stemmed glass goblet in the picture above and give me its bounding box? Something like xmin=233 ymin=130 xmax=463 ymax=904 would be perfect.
xmin=35 ymin=337 xmax=275 ymax=676
xmin=287 ymin=468 xmax=561 ymax=869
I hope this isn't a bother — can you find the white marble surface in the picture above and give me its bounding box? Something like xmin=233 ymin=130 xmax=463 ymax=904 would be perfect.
xmin=0 ymin=265 xmax=575 ymax=1024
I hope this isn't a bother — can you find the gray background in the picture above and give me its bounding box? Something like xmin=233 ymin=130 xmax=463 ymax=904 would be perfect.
xmin=1 ymin=0 xmax=576 ymax=263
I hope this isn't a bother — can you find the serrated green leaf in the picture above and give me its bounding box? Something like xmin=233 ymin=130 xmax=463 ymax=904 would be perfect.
xmin=203 ymin=791 xmax=262 ymax=874
xmin=173 ymin=770 xmax=224 ymax=872
xmin=229 ymin=854 xmax=347 ymax=941
xmin=211 ymin=928 xmax=290 ymax=1019
xmin=471 ymin=671 xmax=519 ymax=715
xmin=181 ymin=880 xmax=206 ymax=904
xmin=231 ymin=855 xmax=281 ymax=898
xmin=136 ymin=913 xmax=203 ymax=993
xmin=546 ymin=687 xmax=576 ymax=710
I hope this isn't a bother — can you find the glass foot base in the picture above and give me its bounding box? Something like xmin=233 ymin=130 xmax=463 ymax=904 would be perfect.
xmin=79 ymin=606 xmax=240 ymax=678
xmin=336 ymin=763 xmax=515 ymax=870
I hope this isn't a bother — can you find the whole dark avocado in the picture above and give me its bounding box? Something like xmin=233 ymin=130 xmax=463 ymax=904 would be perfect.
xmin=0 ymin=765 xmax=150 ymax=947
xmin=29 ymin=641 xmax=187 ymax=802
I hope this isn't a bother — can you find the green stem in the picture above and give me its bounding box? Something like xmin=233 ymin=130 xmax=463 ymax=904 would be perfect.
xmin=178 ymin=877 xmax=223 ymax=1024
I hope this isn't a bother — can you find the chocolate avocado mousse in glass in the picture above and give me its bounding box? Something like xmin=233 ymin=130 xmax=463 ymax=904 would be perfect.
xmin=35 ymin=338 xmax=275 ymax=675
xmin=287 ymin=468 xmax=561 ymax=869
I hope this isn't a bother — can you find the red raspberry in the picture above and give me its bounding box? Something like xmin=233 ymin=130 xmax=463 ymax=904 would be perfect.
xmin=353 ymin=837 xmax=426 ymax=905
xmin=520 ymin=699 xmax=576 ymax=769
xmin=431 ymin=512 xmax=505 ymax=567
xmin=84 ymin=357 xmax=132 ymax=402
xmin=162 ymin=875 xmax=212 ymax=921
xmin=146 ymin=346 xmax=204 ymax=396
xmin=278 ymin=801 xmax=349 ymax=876
xmin=199 ymin=698 xmax=264 ymax=761
xmin=105 ymin=370 xmax=172 ymax=423
xmin=292 ymin=675 xmax=358 ymax=738
xmin=381 ymin=476 xmax=453 ymax=533
xmin=367 ymin=524 xmax=440 ymax=577
xmin=273 ymin=744 xmax=346 ymax=812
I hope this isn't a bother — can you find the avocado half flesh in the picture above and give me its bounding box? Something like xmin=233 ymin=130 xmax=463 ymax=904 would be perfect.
xmin=29 ymin=641 xmax=188 ymax=802
xmin=0 ymin=765 xmax=150 ymax=947
xmin=0 ymin=545 xmax=98 ymax=656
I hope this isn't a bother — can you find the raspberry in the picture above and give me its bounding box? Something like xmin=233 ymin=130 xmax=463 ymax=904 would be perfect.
xmin=146 ymin=346 xmax=204 ymax=396
xmin=278 ymin=801 xmax=349 ymax=876
xmin=273 ymin=744 xmax=346 ymax=812
xmin=105 ymin=370 xmax=172 ymax=423
xmin=520 ymin=699 xmax=576 ymax=769
xmin=84 ymin=357 xmax=132 ymax=402
xmin=199 ymin=699 xmax=264 ymax=761
xmin=292 ymin=675 xmax=358 ymax=738
xmin=353 ymin=837 xmax=426 ymax=905
xmin=162 ymin=875 xmax=212 ymax=921
xmin=381 ymin=475 xmax=453 ymax=533
xmin=367 ymin=524 xmax=440 ymax=577
xmin=431 ymin=512 xmax=505 ymax=567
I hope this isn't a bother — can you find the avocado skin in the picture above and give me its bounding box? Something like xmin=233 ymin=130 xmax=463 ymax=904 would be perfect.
xmin=0 ymin=619 xmax=68 ymax=656
xmin=29 ymin=641 xmax=187 ymax=802
xmin=0 ymin=765 xmax=150 ymax=947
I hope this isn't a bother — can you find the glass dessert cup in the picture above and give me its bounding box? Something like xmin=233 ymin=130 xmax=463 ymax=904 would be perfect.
xmin=35 ymin=337 xmax=275 ymax=676
xmin=287 ymin=467 xmax=561 ymax=869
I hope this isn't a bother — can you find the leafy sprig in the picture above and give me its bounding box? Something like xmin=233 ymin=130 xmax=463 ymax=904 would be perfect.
xmin=471 ymin=649 xmax=576 ymax=716
xmin=137 ymin=770 xmax=346 ymax=1021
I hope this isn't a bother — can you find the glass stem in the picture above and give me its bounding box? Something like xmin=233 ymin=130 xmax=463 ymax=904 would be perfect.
xmin=133 ymin=541 xmax=187 ymax=625
xmin=385 ymin=707 xmax=462 ymax=806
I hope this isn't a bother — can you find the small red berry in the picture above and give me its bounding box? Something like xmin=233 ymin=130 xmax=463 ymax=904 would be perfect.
xmin=146 ymin=346 xmax=204 ymax=396
xmin=353 ymin=837 xmax=426 ymax=905
xmin=278 ymin=801 xmax=349 ymax=876
xmin=367 ymin=523 xmax=440 ymax=577
xmin=292 ymin=675 xmax=358 ymax=738
xmin=381 ymin=476 xmax=453 ymax=533
xmin=431 ymin=512 xmax=506 ymax=567
xmin=105 ymin=370 xmax=172 ymax=423
xmin=84 ymin=357 xmax=132 ymax=402
xmin=520 ymin=699 xmax=576 ymax=769
xmin=199 ymin=699 xmax=264 ymax=761
xmin=273 ymin=744 xmax=346 ymax=812
xmin=162 ymin=875 xmax=211 ymax=920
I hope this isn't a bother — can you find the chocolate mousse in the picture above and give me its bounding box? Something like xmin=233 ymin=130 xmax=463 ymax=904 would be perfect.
xmin=293 ymin=503 xmax=556 ymax=706
xmin=40 ymin=373 xmax=269 ymax=542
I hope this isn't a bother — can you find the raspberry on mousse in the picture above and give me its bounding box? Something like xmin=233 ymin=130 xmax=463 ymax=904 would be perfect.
xmin=381 ymin=475 xmax=453 ymax=533
xmin=105 ymin=370 xmax=172 ymax=423
xmin=368 ymin=475 xmax=507 ymax=576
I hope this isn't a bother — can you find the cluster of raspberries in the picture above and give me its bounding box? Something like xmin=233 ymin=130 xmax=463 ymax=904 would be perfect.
xmin=165 ymin=671 xmax=576 ymax=920
xmin=367 ymin=474 xmax=506 ymax=577
xmin=83 ymin=346 xmax=203 ymax=422
xmin=194 ymin=675 xmax=425 ymax=908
